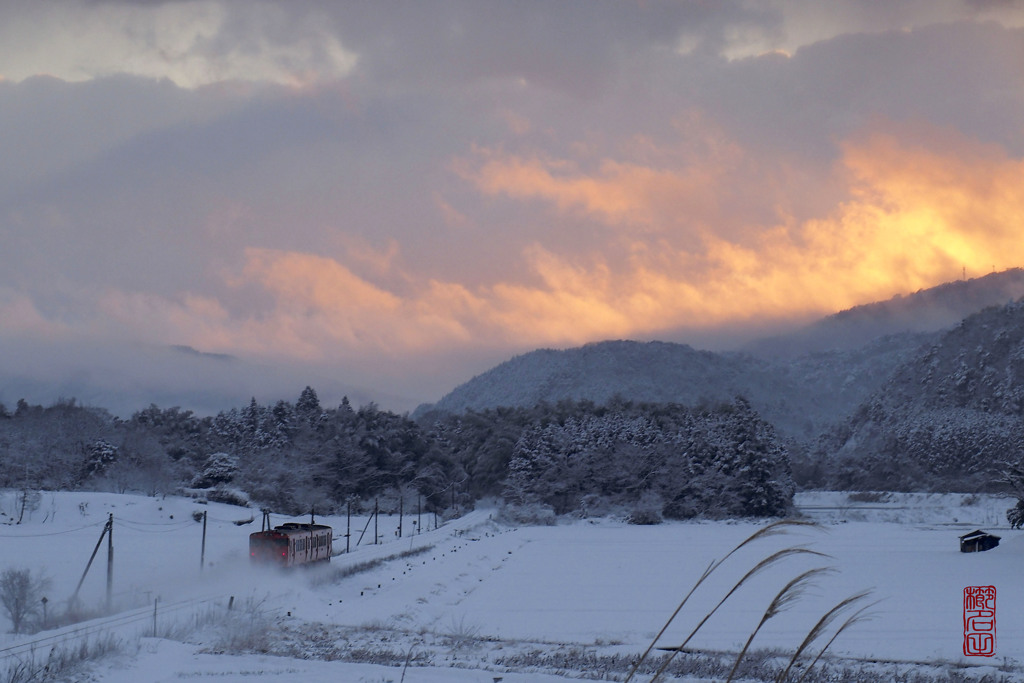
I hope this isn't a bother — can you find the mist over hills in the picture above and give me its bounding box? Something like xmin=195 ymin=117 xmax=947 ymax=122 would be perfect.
xmin=0 ymin=341 xmax=385 ymax=418
xmin=419 ymin=269 xmax=1024 ymax=450
xmin=746 ymin=267 xmax=1024 ymax=357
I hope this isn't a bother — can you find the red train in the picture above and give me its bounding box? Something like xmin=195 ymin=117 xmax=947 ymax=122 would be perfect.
xmin=249 ymin=522 xmax=333 ymax=567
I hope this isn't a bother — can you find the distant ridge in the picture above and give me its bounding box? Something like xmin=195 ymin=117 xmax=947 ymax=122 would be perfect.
xmin=419 ymin=340 xmax=769 ymax=417
xmin=745 ymin=268 xmax=1024 ymax=358
xmin=418 ymin=269 xmax=1024 ymax=443
xmin=170 ymin=344 xmax=236 ymax=362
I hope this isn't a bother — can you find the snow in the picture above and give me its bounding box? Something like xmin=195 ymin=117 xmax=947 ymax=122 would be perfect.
xmin=1 ymin=489 xmax=1021 ymax=681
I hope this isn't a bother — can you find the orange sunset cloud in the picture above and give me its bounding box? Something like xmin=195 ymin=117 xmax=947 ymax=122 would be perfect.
xmin=210 ymin=124 xmax=1023 ymax=360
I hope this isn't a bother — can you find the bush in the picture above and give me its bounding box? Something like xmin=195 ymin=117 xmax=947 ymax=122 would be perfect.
xmin=496 ymin=503 xmax=557 ymax=526
xmin=627 ymin=491 xmax=664 ymax=525
xmin=206 ymin=486 xmax=250 ymax=508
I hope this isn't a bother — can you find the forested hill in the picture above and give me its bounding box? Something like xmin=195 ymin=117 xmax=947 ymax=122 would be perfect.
xmin=417 ymin=337 xmax=932 ymax=443
xmin=420 ymin=341 xmax=768 ymax=415
xmin=817 ymin=299 xmax=1024 ymax=491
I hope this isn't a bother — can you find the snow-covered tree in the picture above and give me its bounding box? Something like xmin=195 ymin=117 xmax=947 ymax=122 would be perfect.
xmin=193 ymin=452 xmax=239 ymax=488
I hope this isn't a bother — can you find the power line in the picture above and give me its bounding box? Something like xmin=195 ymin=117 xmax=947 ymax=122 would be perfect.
xmin=0 ymin=595 xmax=224 ymax=663
xmin=0 ymin=521 xmax=106 ymax=538
xmin=112 ymin=519 xmax=195 ymax=533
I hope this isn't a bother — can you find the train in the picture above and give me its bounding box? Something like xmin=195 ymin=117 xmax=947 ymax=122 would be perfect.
xmin=249 ymin=522 xmax=333 ymax=567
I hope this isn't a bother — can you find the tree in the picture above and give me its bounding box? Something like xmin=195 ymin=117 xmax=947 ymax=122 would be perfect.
xmin=1008 ymin=500 xmax=1024 ymax=530
xmin=1000 ymin=459 xmax=1024 ymax=528
xmin=193 ymin=452 xmax=239 ymax=488
xmin=297 ymin=386 xmax=323 ymax=426
xmin=0 ymin=567 xmax=50 ymax=634
xmin=15 ymin=489 xmax=41 ymax=525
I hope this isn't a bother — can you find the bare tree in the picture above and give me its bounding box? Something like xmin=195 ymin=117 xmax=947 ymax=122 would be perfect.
xmin=0 ymin=567 xmax=50 ymax=634
xmin=15 ymin=488 xmax=41 ymax=524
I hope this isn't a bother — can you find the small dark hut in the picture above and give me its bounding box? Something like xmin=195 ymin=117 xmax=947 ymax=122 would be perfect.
xmin=959 ymin=530 xmax=1000 ymax=553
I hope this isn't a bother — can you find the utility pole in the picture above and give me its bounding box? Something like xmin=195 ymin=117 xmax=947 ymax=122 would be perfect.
xmin=106 ymin=513 xmax=113 ymax=612
xmin=200 ymin=510 xmax=208 ymax=571
xmin=73 ymin=516 xmax=111 ymax=602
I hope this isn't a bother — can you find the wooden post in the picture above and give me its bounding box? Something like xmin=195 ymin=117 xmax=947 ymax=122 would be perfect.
xmin=374 ymin=497 xmax=379 ymax=545
xmin=398 ymin=496 xmax=403 ymax=538
xmin=417 ymin=495 xmax=422 ymax=535
xmin=346 ymin=501 xmax=351 ymax=553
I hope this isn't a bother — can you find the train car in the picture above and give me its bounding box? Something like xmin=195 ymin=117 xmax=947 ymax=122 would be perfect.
xmin=249 ymin=522 xmax=333 ymax=567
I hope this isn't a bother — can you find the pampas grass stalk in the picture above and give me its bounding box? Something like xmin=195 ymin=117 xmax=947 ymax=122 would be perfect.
xmin=648 ymin=545 xmax=831 ymax=683
xmin=725 ymin=567 xmax=833 ymax=682
xmin=794 ymin=601 xmax=879 ymax=683
xmin=775 ymin=591 xmax=873 ymax=682
xmin=624 ymin=519 xmax=822 ymax=683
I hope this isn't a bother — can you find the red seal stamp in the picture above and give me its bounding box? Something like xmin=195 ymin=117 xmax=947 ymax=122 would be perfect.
xmin=963 ymin=586 xmax=996 ymax=656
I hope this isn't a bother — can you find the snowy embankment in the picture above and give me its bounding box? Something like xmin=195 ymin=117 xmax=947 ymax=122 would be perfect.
xmin=1 ymin=490 xmax=1021 ymax=681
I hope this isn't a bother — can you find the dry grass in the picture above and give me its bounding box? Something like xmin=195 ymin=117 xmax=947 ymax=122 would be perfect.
xmin=623 ymin=518 xmax=877 ymax=683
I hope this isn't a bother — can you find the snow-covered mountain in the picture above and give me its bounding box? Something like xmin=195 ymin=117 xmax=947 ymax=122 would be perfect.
xmin=419 ymin=270 xmax=1024 ymax=444
xmin=416 ymin=336 xmax=927 ymax=442
xmin=821 ymin=298 xmax=1024 ymax=490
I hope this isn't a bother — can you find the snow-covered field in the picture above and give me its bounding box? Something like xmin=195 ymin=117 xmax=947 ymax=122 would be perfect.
xmin=0 ymin=489 xmax=1020 ymax=681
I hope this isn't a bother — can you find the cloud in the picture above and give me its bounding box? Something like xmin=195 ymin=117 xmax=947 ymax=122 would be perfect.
xmin=0 ymin=289 xmax=70 ymax=338
xmin=2 ymin=3 xmax=1024 ymax=414
xmin=451 ymin=122 xmax=1024 ymax=336
xmin=106 ymin=123 xmax=1012 ymax=362
xmin=0 ymin=1 xmax=357 ymax=88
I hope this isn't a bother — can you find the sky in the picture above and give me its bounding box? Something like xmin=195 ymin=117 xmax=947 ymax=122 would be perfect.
xmin=1 ymin=0 xmax=1023 ymax=415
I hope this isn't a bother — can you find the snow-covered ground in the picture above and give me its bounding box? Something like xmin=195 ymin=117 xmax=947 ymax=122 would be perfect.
xmin=0 ymin=489 xmax=1020 ymax=681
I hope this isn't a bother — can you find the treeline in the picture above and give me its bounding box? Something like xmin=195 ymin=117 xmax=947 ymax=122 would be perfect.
xmin=0 ymin=390 xmax=794 ymax=520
